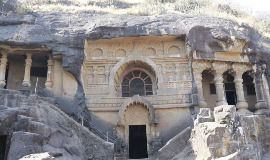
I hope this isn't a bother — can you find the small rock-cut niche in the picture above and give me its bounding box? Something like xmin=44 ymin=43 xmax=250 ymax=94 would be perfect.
xmin=144 ymin=48 xmax=156 ymax=56
xmin=168 ymin=46 xmax=181 ymax=55
xmin=0 ymin=135 xmax=7 ymax=160
xmin=115 ymin=49 xmax=126 ymax=57
xmin=90 ymin=48 xmax=103 ymax=57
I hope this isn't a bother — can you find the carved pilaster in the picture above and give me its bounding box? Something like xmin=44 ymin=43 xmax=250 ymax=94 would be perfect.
xmin=212 ymin=62 xmax=228 ymax=106
xmin=0 ymin=53 xmax=8 ymax=88
xmin=193 ymin=61 xmax=207 ymax=108
xmin=45 ymin=54 xmax=53 ymax=89
xmin=22 ymin=53 xmax=32 ymax=88
xmin=252 ymin=64 xmax=268 ymax=110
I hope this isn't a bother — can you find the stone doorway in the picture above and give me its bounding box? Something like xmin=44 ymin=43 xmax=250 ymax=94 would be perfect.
xmin=224 ymin=74 xmax=237 ymax=105
xmin=0 ymin=136 xmax=7 ymax=160
xmin=226 ymin=91 xmax=237 ymax=105
xmin=129 ymin=125 xmax=148 ymax=159
xmin=225 ymin=83 xmax=237 ymax=105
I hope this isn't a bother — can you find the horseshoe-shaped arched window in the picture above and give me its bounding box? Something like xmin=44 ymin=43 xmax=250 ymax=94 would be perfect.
xmin=122 ymin=70 xmax=153 ymax=97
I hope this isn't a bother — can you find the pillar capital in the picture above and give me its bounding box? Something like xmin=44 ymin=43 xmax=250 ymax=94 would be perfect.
xmin=25 ymin=53 xmax=32 ymax=58
xmin=47 ymin=59 xmax=53 ymax=66
xmin=193 ymin=60 xmax=209 ymax=74
xmin=212 ymin=62 xmax=228 ymax=74
xmin=0 ymin=54 xmax=8 ymax=65
xmin=232 ymin=63 xmax=251 ymax=78
xmin=1 ymin=52 xmax=8 ymax=58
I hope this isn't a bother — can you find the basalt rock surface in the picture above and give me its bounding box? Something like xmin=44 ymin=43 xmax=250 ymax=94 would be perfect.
xmin=1 ymin=1 xmax=270 ymax=119
xmin=189 ymin=105 xmax=270 ymax=160
xmin=0 ymin=90 xmax=114 ymax=160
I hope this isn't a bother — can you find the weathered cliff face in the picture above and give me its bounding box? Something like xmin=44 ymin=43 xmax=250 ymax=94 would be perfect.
xmin=151 ymin=106 xmax=270 ymax=160
xmin=0 ymin=90 xmax=114 ymax=160
xmin=189 ymin=106 xmax=270 ymax=160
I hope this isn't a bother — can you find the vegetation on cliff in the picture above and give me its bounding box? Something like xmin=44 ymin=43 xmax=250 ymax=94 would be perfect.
xmin=5 ymin=0 xmax=267 ymax=38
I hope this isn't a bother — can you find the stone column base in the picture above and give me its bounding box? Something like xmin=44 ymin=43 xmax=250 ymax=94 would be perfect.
xmin=236 ymin=108 xmax=252 ymax=116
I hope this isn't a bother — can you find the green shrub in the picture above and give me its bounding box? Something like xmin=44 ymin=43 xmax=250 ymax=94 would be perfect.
xmin=15 ymin=4 xmax=31 ymax=14
xmin=174 ymin=0 xmax=211 ymax=13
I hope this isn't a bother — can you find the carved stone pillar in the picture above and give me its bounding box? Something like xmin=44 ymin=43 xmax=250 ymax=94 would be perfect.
xmin=232 ymin=64 xmax=249 ymax=112
xmin=0 ymin=53 xmax=8 ymax=88
xmin=212 ymin=62 xmax=228 ymax=106
xmin=22 ymin=53 xmax=32 ymax=88
xmin=45 ymin=54 xmax=53 ymax=90
xmin=253 ymin=64 xmax=268 ymax=110
xmin=193 ymin=69 xmax=207 ymax=108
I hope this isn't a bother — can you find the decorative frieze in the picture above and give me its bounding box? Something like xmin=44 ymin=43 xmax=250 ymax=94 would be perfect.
xmin=87 ymin=94 xmax=192 ymax=109
xmin=85 ymin=84 xmax=109 ymax=95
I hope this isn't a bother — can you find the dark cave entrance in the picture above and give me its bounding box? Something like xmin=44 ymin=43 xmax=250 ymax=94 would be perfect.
xmin=129 ymin=125 xmax=148 ymax=159
xmin=0 ymin=136 xmax=7 ymax=160
xmin=225 ymin=83 xmax=237 ymax=105
xmin=226 ymin=91 xmax=237 ymax=105
xmin=224 ymin=74 xmax=237 ymax=105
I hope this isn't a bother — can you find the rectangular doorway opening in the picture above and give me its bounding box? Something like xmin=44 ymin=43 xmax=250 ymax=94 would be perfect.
xmin=0 ymin=136 xmax=7 ymax=160
xmin=225 ymin=83 xmax=237 ymax=105
xmin=226 ymin=91 xmax=237 ymax=105
xmin=129 ymin=125 xmax=148 ymax=159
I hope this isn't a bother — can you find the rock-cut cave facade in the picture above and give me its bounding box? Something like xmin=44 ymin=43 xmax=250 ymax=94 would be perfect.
xmin=0 ymin=35 xmax=269 ymax=159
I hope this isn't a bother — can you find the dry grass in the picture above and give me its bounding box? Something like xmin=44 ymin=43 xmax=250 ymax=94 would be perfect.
xmin=11 ymin=0 xmax=270 ymax=38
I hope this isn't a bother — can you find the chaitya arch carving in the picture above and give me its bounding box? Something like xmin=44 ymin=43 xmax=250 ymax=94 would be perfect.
xmin=168 ymin=45 xmax=181 ymax=56
xmin=114 ymin=48 xmax=127 ymax=57
xmin=117 ymin=95 xmax=157 ymax=126
xmin=89 ymin=48 xmax=104 ymax=58
xmin=108 ymin=55 xmax=163 ymax=96
xmin=144 ymin=47 xmax=156 ymax=56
